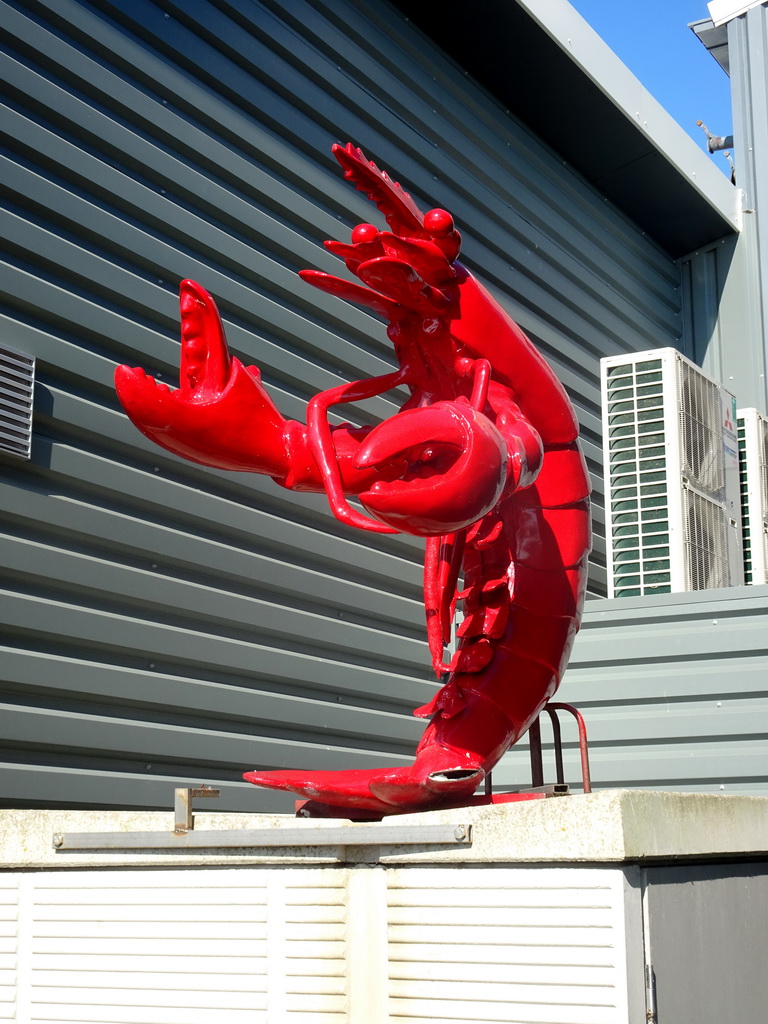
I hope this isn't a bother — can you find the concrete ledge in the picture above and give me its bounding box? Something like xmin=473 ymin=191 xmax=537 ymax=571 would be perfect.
xmin=2 ymin=790 xmax=766 ymax=869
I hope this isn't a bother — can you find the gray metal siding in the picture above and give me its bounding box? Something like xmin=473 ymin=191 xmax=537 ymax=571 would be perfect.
xmin=1 ymin=0 xmax=687 ymax=811
xmin=727 ymin=3 xmax=768 ymax=413
xmin=647 ymin=863 xmax=768 ymax=1024
xmin=497 ymin=586 xmax=768 ymax=797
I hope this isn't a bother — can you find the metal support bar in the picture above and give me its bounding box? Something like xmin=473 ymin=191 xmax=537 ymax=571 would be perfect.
xmin=53 ymin=823 xmax=472 ymax=851
xmin=547 ymin=703 xmax=592 ymax=793
xmin=52 ymin=785 xmax=472 ymax=851
xmin=544 ymin=706 xmax=565 ymax=785
xmin=527 ymin=702 xmax=592 ymax=794
xmin=174 ymin=786 xmax=220 ymax=833
xmin=528 ymin=716 xmax=544 ymax=787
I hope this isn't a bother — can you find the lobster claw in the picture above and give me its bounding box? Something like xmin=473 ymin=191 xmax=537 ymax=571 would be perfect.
xmin=114 ymin=281 xmax=289 ymax=476
xmin=354 ymin=401 xmax=508 ymax=536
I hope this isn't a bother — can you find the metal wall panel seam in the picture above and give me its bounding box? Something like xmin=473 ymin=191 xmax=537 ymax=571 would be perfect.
xmin=302 ymin=0 xmax=682 ymax=304
xmin=316 ymin=0 xmax=682 ymax=281
xmin=0 ymin=186 xmax=399 ymax=399
xmin=91 ymin=0 xmax=682 ymax=355
xmin=5 ymin=444 xmax=424 ymax=594
xmin=0 ymin=764 xmax=289 ymax=812
xmin=0 ymin=485 xmax=423 ymax=631
xmin=0 ymin=651 xmax=427 ymax=741
xmin=528 ymin=702 xmax=768 ymax=745
xmin=0 ymin=695 xmax=417 ymax=760
xmin=0 ymin=641 xmax=432 ymax=716
xmin=0 ymin=537 xmax=427 ymax=667
xmin=563 ymin=659 xmax=768 ymax=701
xmin=0 ymin=594 xmax=433 ymax=698
xmin=0 ymin=705 xmax=415 ymax=773
xmin=0 ymin=141 xmax=402 ymax=386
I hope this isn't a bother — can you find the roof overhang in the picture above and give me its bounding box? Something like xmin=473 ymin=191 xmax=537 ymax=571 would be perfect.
xmin=394 ymin=0 xmax=740 ymax=258
xmin=690 ymin=18 xmax=730 ymax=75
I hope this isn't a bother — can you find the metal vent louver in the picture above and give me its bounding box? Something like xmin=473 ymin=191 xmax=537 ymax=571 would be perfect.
xmin=683 ymin=487 xmax=731 ymax=589
xmin=0 ymin=344 xmax=35 ymax=459
xmin=678 ymin=359 xmax=725 ymax=500
xmin=604 ymin=357 xmax=671 ymax=597
xmin=602 ymin=348 xmax=743 ymax=597
xmin=737 ymin=407 xmax=768 ymax=584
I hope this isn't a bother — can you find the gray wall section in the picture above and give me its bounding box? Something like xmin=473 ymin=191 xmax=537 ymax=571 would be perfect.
xmin=497 ymin=585 xmax=768 ymax=798
xmin=727 ymin=4 xmax=768 ymax=413
xmin=680 ymin=5 xmax=768 ymax=416
xmin=0 ymin=0 xmax=704 ymax=810
xmin=646 ymin=862 xmax=768 ymax=1024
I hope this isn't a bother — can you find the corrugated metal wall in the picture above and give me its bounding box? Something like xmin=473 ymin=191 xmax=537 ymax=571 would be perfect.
xmin=499 ymin=585 xmax=768 ymax=797
xmin=0 ymin=0 xmax=687 ymax=811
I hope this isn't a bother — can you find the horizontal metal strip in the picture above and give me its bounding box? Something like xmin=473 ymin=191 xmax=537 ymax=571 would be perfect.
xmin=0 ymin=649 xmax=425 ymax=744
xmin=0 ymin=114 xmax=402 ymax=388
xmin=301 ymin=0 xmax=678 ymax=287
xmin=0 ymin=704 xmax=412 ymax=772
xmin=25 ymin=438 xmax=424 ymax=594
xmin=0 ymin=535 xmax=424 ymax=663
xmin=571 ymin=620 xmax=768 ymax=662
xmin=25 ymin=0 xmax=679 ymax=352
xmin=54 ymin=822 xmax=471 ymax=850
xmin=230 ymin=0 xmax=682 ymax=333
xmin=564 ymin=657 xmax=768 ymax=702
xmin=0 ymin=201 xmax=397 ymax=403
xmin=501 ymin=735 xmax=768 ymax=766
xmin=0 ymin=593 xmax=433 ymax=701
xmin=0 ymin=761 xmax=290 ymax=812
xmin=3 ymin=0 xmax=362 ymax=233
xmin=160 ymin=0 xmax=680 ymax=335
xmin=579 ymin=589 xmax=768 ymax=625
xmin=0 ymin=483 xmax=422 ymax=631
xmin=531 ymin=701 xmax=768 ymax=745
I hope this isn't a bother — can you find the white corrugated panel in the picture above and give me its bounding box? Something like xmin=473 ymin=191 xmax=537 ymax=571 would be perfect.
xmin=387 ymin=867 xmax=631 ymax=1024
xmin=0 ymin=876 xmax=18 ymax=1021
xmin=14 ymin=867 xmax=349 ymax=1023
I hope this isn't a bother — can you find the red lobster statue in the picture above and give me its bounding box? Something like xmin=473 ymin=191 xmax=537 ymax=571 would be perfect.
xmin=115 ymin=144 xmax=591 ymax=815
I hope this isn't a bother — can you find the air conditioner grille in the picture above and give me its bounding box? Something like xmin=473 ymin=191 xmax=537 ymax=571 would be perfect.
xmin=605 ymin=358 xmax=671 ymax=597
xmin=677 ymin=359 xmax=724 ymax=499
xmin=737 ymin=409 xmax=768 ymax=585
xmin=683 ymin=487 xmax=731 ymax=589
xmin=738 ymin=416 xmax=752 ymax=582
xmin=0 ymin=344 xmax=35 ymax=459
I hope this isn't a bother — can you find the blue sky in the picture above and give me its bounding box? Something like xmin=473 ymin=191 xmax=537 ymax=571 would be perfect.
xmin=569 ymin=1 xmax=734 ymax=174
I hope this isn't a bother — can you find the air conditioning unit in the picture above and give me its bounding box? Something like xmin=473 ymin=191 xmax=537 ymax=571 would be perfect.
xmin=737 ymin=407 xmax=768 ymax=584
xmin=601 ymin=348 xmax=743 ymax=598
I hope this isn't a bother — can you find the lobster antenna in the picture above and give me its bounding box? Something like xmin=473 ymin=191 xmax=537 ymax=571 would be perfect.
xmin=333 ymin=143 xmax=427 ymax=238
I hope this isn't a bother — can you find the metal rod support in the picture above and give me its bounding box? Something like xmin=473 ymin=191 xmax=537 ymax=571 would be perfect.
xmin=53 ymin=823 xmax=472 ymax=851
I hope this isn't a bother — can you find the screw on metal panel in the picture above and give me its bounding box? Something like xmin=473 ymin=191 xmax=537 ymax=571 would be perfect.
xmin=52 ymin=833 xmax=63 ymax=848
xmin=453 ymin=825 xmax=467 ymax=842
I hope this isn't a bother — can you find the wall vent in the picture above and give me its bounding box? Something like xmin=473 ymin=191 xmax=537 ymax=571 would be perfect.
xmin=737 ymin=407 xmax=768 ymax=584
xmin=0 ymin=344 xmax=35 ymax=460
xmin=601 ymin=348 xmax=742 ymax=598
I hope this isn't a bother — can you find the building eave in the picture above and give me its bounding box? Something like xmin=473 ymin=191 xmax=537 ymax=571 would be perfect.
xmin=395 ymin=0 xmax=740 ymax=258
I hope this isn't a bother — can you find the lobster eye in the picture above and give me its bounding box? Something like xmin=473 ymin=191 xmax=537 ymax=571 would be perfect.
xmin=424 ymin=209 xmax=454 ymax=237
xmin=351 ymin=222 xmax=379 ymax=244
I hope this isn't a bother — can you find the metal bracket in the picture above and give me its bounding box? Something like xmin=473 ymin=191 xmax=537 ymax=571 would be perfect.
xmin=52 ymin=787 xmax=473 ymax=852
xmin=174 ymin=785 xmax=220 ymax=834
xmin=528 ymin=702 xmax=592 ymax=793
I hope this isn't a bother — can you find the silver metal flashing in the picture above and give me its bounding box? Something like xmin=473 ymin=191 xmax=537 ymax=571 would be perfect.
xmin=511 ymin=0 xmax=740 ymax=236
